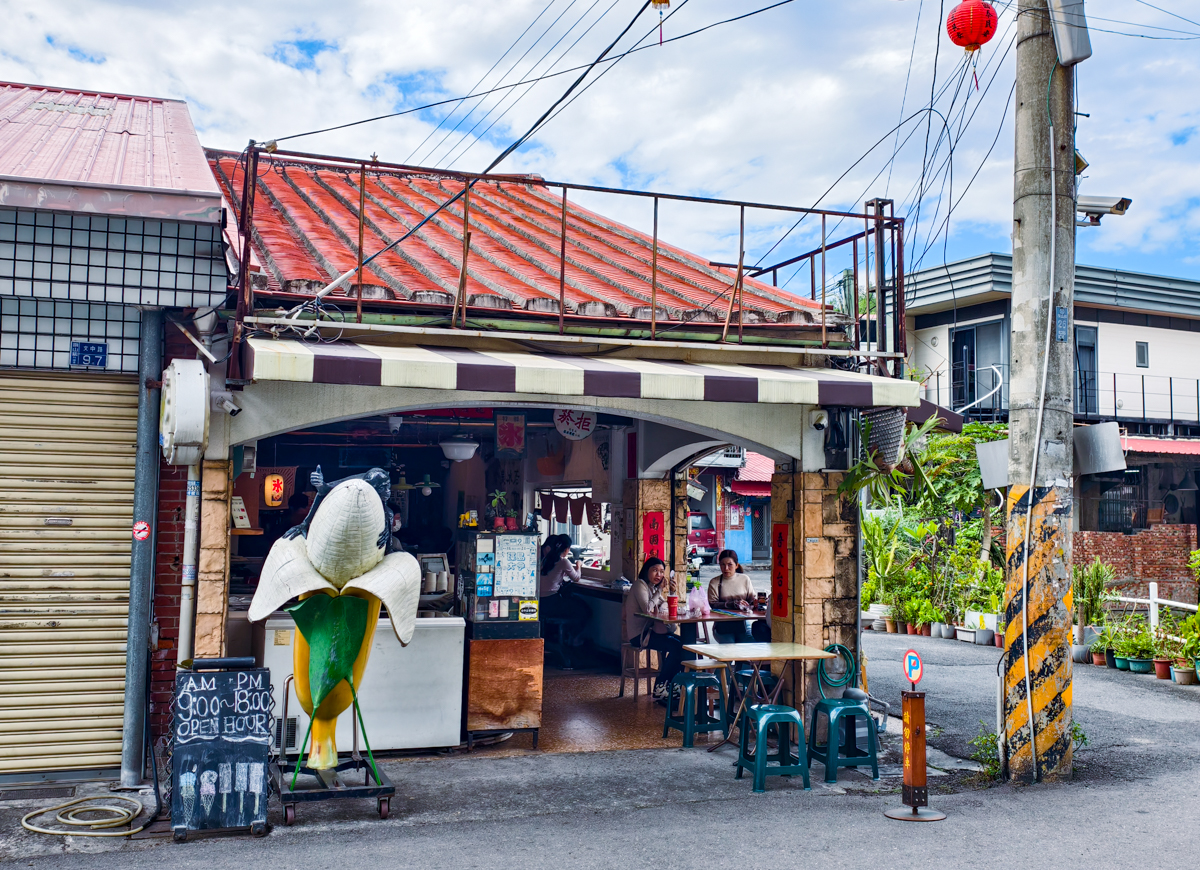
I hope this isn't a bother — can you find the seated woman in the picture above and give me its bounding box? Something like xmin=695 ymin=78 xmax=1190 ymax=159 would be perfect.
xmin=539 ymin=535 xmax=591 ymax=653
xmin=708 ymin=549 xmax=771 ymax=644
xmin=622 ymin=557 xmax=683 ymax=702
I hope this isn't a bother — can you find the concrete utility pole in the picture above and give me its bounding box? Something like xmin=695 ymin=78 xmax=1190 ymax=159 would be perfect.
xmin=1004 ymin=0 xmax=1079 ymax=783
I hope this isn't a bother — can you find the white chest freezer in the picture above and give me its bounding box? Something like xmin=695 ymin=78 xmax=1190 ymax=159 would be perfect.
xmin=256 ymin=611 xmax=465 ymax=753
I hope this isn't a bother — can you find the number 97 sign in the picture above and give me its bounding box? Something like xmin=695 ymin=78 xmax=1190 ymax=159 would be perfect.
xmin=903 ymin=649 xmax=924 ymax=686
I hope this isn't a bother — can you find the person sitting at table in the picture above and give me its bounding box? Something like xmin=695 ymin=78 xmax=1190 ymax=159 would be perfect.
xmin=540 ymin=534 xmax=591 ymax=649
xmin=623 ymin=556 xmax=683 ymax=702
xmin=708 ymin=549 xmax=771 ymax=644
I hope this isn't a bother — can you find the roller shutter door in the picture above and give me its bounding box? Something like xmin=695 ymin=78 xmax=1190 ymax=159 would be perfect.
xmin=0 ymin=371 xmax=138 ymax=775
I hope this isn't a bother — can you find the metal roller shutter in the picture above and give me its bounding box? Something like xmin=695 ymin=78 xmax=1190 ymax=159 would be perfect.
xmin=0 ymin=371 xmax=138 ymax=775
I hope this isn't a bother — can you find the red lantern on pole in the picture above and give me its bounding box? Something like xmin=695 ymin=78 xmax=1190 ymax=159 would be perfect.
xmin=946 ymin=0 xmax=998 ymax=52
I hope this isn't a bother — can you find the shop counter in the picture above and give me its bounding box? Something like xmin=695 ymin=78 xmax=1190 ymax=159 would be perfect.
xmin=256 ymin=611 xmax=465 ymax=752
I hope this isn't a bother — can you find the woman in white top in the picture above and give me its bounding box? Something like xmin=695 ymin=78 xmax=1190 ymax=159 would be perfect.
xmin=708 ymin=549 xmax=771 ymax=643
xmin=540 ymin=534 xmax=591 ymax=660
xmin=622 ymin=557 xmax=683 ymax=700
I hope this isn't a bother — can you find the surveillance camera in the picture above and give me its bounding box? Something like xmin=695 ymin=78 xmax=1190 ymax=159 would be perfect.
xmin=810 ymin=410 xmax=829 ymax=431
xmin=1076 ymin=196 xmax=1131 ymax=226
xmin=211 ymin=391 xmax=241 ymax=416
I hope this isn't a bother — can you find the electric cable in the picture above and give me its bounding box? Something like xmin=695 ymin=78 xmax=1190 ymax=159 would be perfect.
xmin=267 ymin=0 xmax=791 ymax=147
xmin=402 ymin=0 xmax=558 ymax=165
xmin=417 ymin=0 xmax=587 ymax=167
xmin=886 ymin=0 xmax=926 ymax=197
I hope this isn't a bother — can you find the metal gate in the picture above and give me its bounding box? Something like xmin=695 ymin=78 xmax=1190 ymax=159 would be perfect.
xmin=0 ymin=371 xmax=138 ymax=776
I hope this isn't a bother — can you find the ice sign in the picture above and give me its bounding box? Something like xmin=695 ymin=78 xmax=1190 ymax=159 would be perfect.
xmin=493 ymin=533 xmax=538 ymax=597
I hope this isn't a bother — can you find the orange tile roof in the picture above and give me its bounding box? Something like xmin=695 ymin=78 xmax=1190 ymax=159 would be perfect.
xmin=208 ymin=150 xmax=830 ymax=325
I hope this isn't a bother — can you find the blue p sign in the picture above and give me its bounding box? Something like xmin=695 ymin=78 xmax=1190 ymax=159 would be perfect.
xmin=903 ymin=649 xmax=924 ymax=686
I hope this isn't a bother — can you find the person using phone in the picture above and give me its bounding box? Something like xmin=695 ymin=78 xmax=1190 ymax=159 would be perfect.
xmin=708 ymin=549 xmax=770 ymax=643
xmin=623 ymin=557 xmax=683 ymax=702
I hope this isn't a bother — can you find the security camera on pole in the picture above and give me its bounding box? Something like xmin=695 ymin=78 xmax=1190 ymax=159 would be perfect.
xmin=1003 ymin=0 xmax=1091 ymax=784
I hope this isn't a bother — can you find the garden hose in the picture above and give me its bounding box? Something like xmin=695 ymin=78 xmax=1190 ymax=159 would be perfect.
xmin=817 ymin=643 xmax=858 ymax=699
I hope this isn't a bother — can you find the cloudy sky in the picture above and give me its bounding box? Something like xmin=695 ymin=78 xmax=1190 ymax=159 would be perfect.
xmin=3 ymin=0 xmax=1198 ymax=284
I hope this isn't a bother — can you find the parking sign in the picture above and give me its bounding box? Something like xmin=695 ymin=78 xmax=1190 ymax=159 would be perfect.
xmin=903 ymin=649 xmax=924 ymax=686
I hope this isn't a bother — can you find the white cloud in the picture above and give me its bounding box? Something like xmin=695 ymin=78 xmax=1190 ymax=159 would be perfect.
xmin=1 ymin=0 xmax=1197 ymax=278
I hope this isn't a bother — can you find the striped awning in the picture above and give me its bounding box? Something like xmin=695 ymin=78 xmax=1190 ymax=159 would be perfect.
xmin=245 ymin=338 xmax=919 ymax=408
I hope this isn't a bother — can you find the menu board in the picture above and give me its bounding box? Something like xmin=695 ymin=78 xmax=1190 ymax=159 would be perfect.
xmin=493 ymin=534 xmax=538 ymax=597
xmin=171 ymin=668 xmax=273 ymax=835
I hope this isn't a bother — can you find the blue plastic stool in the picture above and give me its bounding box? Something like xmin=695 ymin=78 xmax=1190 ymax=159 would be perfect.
xmin=735 ymin=704 xmax=810 ymax=792
xmin=663 ymin=672 xmax=727 ymax=747
xmin=807 ymin=697 xmax=880 ymax=783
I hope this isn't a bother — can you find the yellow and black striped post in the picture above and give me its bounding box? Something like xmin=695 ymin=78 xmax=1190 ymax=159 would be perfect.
xmin=1004 ymin=484 xmax=1074 ymax=782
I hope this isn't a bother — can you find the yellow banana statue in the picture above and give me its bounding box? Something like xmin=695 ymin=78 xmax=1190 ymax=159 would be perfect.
xmin=249 ymin=475 xmax=420 ymax=770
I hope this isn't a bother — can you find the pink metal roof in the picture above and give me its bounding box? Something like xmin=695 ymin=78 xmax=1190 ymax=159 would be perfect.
xmin=208 ymin=150 xmax=832 ymax=325
xmin=737 ymin=452 xmax=776 ymax=482
xmin=0 ymin=81 xmax=218 ymax=196
xmin=1122 ymin=437 xmax=1200 ymax=456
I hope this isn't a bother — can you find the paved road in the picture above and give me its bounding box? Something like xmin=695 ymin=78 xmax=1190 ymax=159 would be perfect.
xmin=5 ymin=631 xmax=1198 ymax=869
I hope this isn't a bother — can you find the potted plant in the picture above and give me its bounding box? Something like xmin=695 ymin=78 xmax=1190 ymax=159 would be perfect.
xmin=905 ymin=599 xmax=923 ymax=635
xmin=1152 ymin=621 xmax=1180 ymax=680
xmin=504 ymin=508 xmax=518 ymax=531
xmin=1112 ymin=622 xmax=1134 ymax=670
xmin=1090 ymin=624 xmax=1112 ymax=666
xmin=488 ymin=490 xmax=508 ymax=530
xmin=994 ymin=620 xmax=1005 ymax=648
xmin=1175 ymin=632 xmax=1200 ymax=685
xmin=1126 ymin=622 xmax=1155 ymax=674
xmin=974 ymin=612 xmax=994 ymax=646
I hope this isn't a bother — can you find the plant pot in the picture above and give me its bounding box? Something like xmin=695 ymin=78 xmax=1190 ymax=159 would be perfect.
xmin=994 ymin=631 xmax=1005 ymax=648
xmin=931 ymin=621 xmax=944 ymax=637
xmin=1104 ymin=648 xmax=1116 ymax=669
xmin=885 ymin=619 xmax=897 ymax=633
xmin=1070 ymin=644 xmax=1092 ymax=664
xmin=1114 ymin=656 xmax=1130 ymax=671
xmin=955 ymin=627 xmax=975 ymax=643
xmin=1127 ymin=657 xmax=1154 ymax=675
xmin=1091 ymin=651 xmax=1107 ymax=666
xmin=493 ymin=517 xmax=506 ymax=530
xmin=942 ymin=624 xmax=958 ymax=639
xmin=505 ymin=517 xmax=518 ymax=531
xmin=906 ymin=623 xmax=918 ymax=635
xmin=1196 ymin=657 xmax=1200 ymax=681
xmin=872 ymin=618 xmax=887 ymax=632
xmin=1152 ymin=658 xmax=1172 ymax=680
xmin=921 ymin=624 xmax=932 ymax=637
xmin=974 ymin=628 xmax=994 ymax=646
xmin=1172 ymin=666 xmax=1198 ymax=685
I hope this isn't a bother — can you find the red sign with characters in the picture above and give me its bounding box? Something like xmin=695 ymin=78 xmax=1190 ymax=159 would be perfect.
xmin=642 ymin=511 xmax=666 ymax=562
xmin=771 ymin=522 xmax=789 ymax=618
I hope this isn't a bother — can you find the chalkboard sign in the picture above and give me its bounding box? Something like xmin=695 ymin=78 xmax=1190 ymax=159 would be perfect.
xmin=172 ymin=666 xmax=273 ymax=837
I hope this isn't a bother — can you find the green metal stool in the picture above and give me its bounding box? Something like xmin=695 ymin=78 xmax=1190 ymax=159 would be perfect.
xmin=807 ymin=694 xmax=880 ymax=783
xmin=735 ymin=704 xmax=810 ymax=793
xmin=663 ymin=672 xmax=728 ymax=748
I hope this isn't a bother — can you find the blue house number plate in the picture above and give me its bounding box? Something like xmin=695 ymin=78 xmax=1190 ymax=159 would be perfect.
xmin=70 ymin=341 xmax=108 ymax=368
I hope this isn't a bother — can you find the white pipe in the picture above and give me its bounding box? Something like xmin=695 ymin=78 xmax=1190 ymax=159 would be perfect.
xmin=178 ymin=464 xmax=201 ymax=667
xmin=955 ymin=364 xmax=1004 ymax=414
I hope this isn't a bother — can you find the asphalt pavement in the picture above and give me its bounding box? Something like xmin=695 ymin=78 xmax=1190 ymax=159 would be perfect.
xmin=4 ymin=629 xmax=1198 ymax=869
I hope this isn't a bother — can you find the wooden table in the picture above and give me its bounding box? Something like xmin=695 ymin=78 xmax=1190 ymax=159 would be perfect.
xmin=639 ymin=609 xmax=766 ymax=645
xmin=682 ymin=642 xmax=835 ymax=752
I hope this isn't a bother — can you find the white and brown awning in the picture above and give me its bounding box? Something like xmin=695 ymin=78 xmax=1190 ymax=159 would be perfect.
xmin=245 ymin=337 xmax=919 ymax=408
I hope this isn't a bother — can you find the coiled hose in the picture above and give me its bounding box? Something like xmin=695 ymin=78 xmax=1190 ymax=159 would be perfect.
xmin=818 ymin=643 xmax=889 ymax=734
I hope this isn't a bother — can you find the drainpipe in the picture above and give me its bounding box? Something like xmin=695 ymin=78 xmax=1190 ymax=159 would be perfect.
xmin=178 ymin=464 xmax=201 ymax=667
xmin=119 ymin=309 xmax=163 ymax=788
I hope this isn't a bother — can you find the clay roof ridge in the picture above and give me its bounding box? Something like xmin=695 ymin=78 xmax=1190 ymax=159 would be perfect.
xmin=210 ymin=157 xmax=288 ymax=289
xmin=444 ymin=179 xmax=671 ymax=317
xmin=299 ymin=170 xmax=424 ymax=300
xmin=479 ymin=182 xmax=733 ymax=318
xmin=518 ymin=183 xmax=817 ymax=315
xmin=410 ymin=176 xmax=634 ymax=315
xmin=253 ymin=170 xmax=341 ymax=282
xmin=366 ymin=173 xmax=554 ymax=309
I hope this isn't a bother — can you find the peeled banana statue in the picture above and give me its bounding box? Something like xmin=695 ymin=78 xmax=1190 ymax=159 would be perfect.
xmin=249 ymin=467 xmax=420 ymax=771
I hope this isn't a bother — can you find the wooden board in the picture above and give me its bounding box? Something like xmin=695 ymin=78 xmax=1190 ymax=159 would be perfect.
xmin=466 ymin=638 xmax=543 ymax=732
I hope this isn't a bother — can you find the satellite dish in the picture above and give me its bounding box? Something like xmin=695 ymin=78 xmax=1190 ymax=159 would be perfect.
xmin=160 ymin=359 xmax=210 ymax=465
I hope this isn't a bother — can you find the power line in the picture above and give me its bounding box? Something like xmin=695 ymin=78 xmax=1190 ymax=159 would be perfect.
xmin=402 ymin=0 xmax=558 ymax=165
xmin=268 ymin=0 xmax=791 ymax=147
xmin=1132 ymin=0 xmax=1200 ymax=29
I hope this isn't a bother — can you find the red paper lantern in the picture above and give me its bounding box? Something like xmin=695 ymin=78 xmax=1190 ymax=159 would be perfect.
xmin=946 ymin=0 xmax=998 ymax=52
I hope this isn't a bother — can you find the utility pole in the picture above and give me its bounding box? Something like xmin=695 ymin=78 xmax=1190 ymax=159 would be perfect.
xmin=1004 ymin=0 xmax=1081 ymax=783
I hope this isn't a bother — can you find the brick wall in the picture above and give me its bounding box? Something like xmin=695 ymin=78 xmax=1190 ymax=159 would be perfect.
xmin=149 ymin=327 xmax=195 ymax=739
xmin=1073 ymin=524 xmax=1199 ymax=604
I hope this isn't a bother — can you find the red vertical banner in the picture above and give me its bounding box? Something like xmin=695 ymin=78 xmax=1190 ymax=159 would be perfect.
xmin=771 ymin=522 xmax=790 ymax=618
xmin=642 ymin=510 xmax=666 ymax=561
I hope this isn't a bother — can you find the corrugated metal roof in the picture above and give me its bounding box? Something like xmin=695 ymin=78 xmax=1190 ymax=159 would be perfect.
xmin=0 ymin=81 xmax=218 ymax=197
xmin=737 ymin=451 xmax=775 ymax=482
xmin=1122 ymin=436 xmax=1200 ymax=456
xmin=208 ymin=150 xmax=830 ymax=324
xmin=907 ymin=253 xmax=1200 ymax=321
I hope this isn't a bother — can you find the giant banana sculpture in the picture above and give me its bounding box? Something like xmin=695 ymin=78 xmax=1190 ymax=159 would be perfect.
xmin=249 ymin=468 xmax=420 ymax=772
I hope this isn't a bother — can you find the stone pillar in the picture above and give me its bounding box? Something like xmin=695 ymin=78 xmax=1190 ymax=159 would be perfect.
xmin=625 ymin=478 xmax=687 ymax=594
xmin=771 ymin=470 xmax=859 ymax=716
xmin=195 ymin=459 xmax=232 ymax=657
